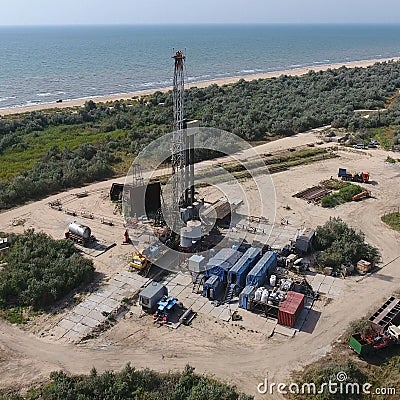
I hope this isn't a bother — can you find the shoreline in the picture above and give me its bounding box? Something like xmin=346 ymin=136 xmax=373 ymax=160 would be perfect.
xmin=1 ymin=56 xmax=400 ymax=116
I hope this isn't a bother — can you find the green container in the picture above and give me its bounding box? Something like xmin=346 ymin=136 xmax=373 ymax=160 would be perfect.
xmin=349 ymin=333 xmax=372 ymax=356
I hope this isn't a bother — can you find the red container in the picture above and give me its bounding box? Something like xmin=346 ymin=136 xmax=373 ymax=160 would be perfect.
xmin=278 ymin=291 xmax=305 ymax=328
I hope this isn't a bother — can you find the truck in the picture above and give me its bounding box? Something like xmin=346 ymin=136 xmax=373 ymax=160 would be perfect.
xmin=338 ymin=168 xmax=369 ymax=183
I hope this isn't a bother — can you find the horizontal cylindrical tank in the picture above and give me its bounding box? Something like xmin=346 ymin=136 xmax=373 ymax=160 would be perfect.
xmin=68 ymin=222 xmax=91 ymax=239
xmin=270 ymin=275 xmax=277 ymax=287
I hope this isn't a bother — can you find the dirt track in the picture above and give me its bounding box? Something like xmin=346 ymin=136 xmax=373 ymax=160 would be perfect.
xmin=0 ymin=133 xmax=400 ymax=399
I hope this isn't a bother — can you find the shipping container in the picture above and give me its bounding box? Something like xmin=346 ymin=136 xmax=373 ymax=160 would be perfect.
xmin=205 ymin=248 xmax=242 ymax=282
xmin=203 ymin=274 xmax=225 ymax=300
xmin=278 ymin=291 xmax=305 ymax=327
xmin=239 ymin=285 xmax=256 ymax=310
xmin=246 ymin=251 xmax=277 ymax=288
xmin=228 ymin=247 xmax=261 ymax=287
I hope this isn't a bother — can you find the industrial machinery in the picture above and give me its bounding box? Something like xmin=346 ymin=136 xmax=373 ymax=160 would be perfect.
xmin=338 ymin=168 xmax=370 ymax=183
xmin=350 ymin=296 xmax=400 ymax=356
xmin=349 ymin=326 xmax=399 ymax=356
xmin=352 ymin=190 xmax=370 ymax=201
xmin=65 ymin=222 xmax=92 ymax=247
xmin=153 ymin=295 xmax=183 ymax=324
xmin=130 ymin=250 xmax=150 ymax=271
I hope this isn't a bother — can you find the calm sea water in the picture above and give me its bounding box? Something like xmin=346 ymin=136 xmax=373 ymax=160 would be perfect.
xmin=1 ymin=24 xmax=400 ymax=109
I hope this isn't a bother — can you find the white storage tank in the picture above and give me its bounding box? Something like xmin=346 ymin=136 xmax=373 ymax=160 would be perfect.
xmin=187 ymin=220 xmax=202 ymax=242
xmin=68 ymin=222 xmax=91 ymax=239
xmin=180 ymin=227 xmax=193 ymax=248
xmin=261 ymin=289 xmax=269 ymax=303
xmin=270 ymin=274 xmax=277 ymax=287
xmin=255 ymin=287 xmax=264 ymax=302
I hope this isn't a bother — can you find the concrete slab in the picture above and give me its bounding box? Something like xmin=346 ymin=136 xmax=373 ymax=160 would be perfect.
xmin=87 ymin=309 xmax=105 ymax=322
xmin=95 ymin=304 xmax=114 ymax=314
xmin=71 ymin=322 xmax=88 ymax=334
xmin=80 ymin=300 xmax=98 ymax=310
xmin=312 ymin=274 xmax=325 ymax=285
xmin=210 ymin=305 xmax=224 ymax=319
xmin=62 ymin=328 xmax=81 ymax=342
xmin=65 ymin=313 xmax=84 ymax=324
xmin=50 ymin=326 xmax=68 ymax=340
xmin=190 ymin=297 xmax=208 ymax=313
xmin=331 ymin=278 xmax=346 ymax=288
xmin=274 ymin=324 xmax=296 ymax=338
xmin=102 ymin=297 xmax=121 ymax=309
xmin=108 ymin=279 xmax=127 ymax=289
xmin=328 ymin=286 xmax=342 ymax=297
xmin=198 ymin=300 xmax=214 ymax=315
xmin=58 ymin=318 xmax=76 ymax=331
xmin=73 ymin=305 xmax=92 ymax=317
xmin=319 ymin=283 xmax=331 ymax=294
xmin=87 ymin=294 xmax=106 ymax=304
xmin=323 ymin=275 xmax=336 ymax=285
xmin=219 ymin=308 xmax=232 ymax=322
xmin=81 ymin=316 xmax=100 ymax=328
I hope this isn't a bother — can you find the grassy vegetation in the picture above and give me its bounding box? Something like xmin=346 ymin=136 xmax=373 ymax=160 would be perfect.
xmin=0 ymin=364 xmax=252 ymax=400
xmin=0 ymin=125 xmax=127 ymax=181
xmin=320 ymin=178 xmax=351 ymax=190
xmin=385 ymin=155 xmax=397 ymax=163
xmin=382 ymin=212 xmax=400 ymax=232
xmin=371 ymin=126 xmax=397 ymax=150
xmin=321 ymin=183 xmax=364 ymax=208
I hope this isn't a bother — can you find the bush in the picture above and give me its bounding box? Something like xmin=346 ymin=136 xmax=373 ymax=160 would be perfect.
xmin=321 ymin=183 xmax=363 ymax=208
xmin=315 ymin=217 xmax=380 ymax=271
xmin=0 ymin=230 xmax=95 ymax=310
xmin=0 ymin=364 xmax=253 ymax=400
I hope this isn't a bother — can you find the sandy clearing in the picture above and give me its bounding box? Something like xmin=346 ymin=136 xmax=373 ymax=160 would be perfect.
xmin=0 ymin=134 xmax=399 ymax=399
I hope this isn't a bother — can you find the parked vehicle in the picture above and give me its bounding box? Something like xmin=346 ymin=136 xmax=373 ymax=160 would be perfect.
xmin=338 ymin=168 xmax=369 ymax=183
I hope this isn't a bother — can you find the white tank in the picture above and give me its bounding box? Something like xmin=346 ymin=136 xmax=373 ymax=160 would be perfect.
xmin=261 ymin=289 xmax=269 ymax=303
xmin=68 ymin=222 xmax=91 ymax=239
xmin=255 ymin=287 xmax=263 ymax=302
xmin=270 ymin=274 xmax=277 ymax=287
xmin=187 ymin=220 xmax=202 ymax=241
xmin=180 ymin=227 xmax=193 ymax=247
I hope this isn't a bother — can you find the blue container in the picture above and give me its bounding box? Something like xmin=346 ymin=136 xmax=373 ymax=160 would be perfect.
xmin=246 ymin=251 xmax=278 ymax=288
xmin=239 ymin=285 xmax=256 ymax=309
xmin=228 ymin=247 xmax=261 ymax=288
xmin=203 ymin=274 xmax=224 ymax=300
xmin=205 ymin=248 xmax=242 ymax=282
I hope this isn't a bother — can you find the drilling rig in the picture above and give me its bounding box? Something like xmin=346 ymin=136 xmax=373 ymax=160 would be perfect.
xmin=166 ymin=50 xmax=202 ymax=249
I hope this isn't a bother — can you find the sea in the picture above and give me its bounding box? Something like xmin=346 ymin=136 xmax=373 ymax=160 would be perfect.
xmin=1 ymin=24 xmax=400 ymax=109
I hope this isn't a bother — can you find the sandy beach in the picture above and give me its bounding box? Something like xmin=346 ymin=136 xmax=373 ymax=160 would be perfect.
xmin=1 ymin=56 xmax=400 ymax=116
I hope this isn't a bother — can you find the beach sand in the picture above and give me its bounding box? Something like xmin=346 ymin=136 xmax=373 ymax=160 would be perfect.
xmin=1 ymin=56 xmax=400 ymax=116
